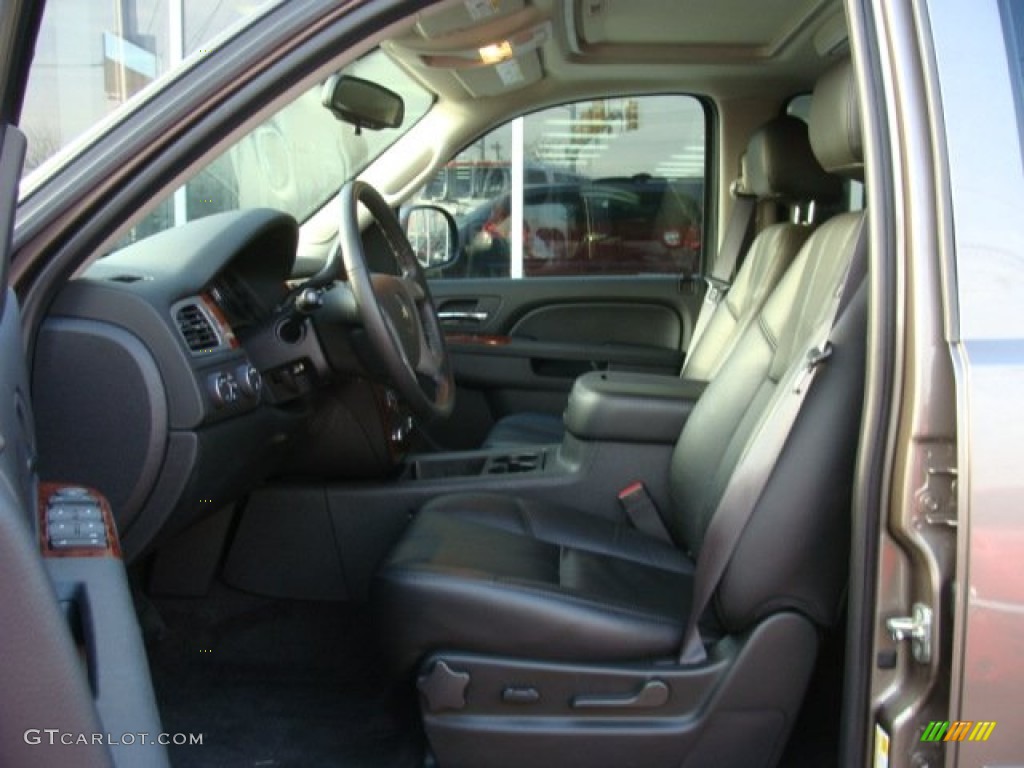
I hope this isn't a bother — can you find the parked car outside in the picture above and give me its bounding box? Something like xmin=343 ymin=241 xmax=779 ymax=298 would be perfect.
xmin=447 ymin=177 xmax=702 ymax=278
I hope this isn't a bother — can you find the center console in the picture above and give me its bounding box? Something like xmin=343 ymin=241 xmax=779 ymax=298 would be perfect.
xmin=409 ymin=447 xmax=549 ymax=480
xmin=401 ymin=371 xmax=704 ymax=485
xmin=217 ymin=371 xmax=708 ymax=605
xmin=564 ymin=371 xmax=706 ymax=444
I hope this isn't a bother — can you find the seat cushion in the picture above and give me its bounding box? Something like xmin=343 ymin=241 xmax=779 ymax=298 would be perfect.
xmin=374 ymin=493 xmax=693 ymax=673
xmin=482 ymin=412 xmax=565 ymax=448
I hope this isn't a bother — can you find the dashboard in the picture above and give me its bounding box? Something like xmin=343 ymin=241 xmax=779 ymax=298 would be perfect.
xmin=31 ymin=209 xmax=350 ymax=560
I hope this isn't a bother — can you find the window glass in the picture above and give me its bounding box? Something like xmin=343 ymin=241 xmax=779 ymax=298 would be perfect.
xmin=1001 ymin=0 xmax=1024 ymax=160
xmin=416 ymin=95 xmax=707 ymax=278
xmin=106 ymin=51 xmax=431 ymax=247
xmin=20 ymin=0 xmax=282 ymax=178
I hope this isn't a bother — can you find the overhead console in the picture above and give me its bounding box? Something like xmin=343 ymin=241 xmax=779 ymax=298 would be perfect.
xmin=385 ymin=1 xmax=549 ymax=98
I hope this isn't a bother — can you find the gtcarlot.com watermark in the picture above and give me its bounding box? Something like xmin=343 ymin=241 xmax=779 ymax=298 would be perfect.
xmin=24 ymin=729 xmax=203 ymax=747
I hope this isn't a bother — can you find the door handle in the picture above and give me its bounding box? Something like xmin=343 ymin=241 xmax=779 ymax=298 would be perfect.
xmin=438 ymin=311 xmax=488 ymax=323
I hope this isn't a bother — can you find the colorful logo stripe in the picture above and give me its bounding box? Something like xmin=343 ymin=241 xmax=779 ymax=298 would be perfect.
xmin=921 ymin=721 xmax=996 ymax=743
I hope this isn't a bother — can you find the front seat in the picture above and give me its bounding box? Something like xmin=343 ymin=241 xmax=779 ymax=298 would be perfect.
xmin=483 ymin=113 xmax=842 ymax=449
xmin=375 ymin=59 xmax=865 ymax=768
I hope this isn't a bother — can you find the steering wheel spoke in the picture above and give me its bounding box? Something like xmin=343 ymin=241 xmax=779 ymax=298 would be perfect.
xmin=336 ymin=181 xmax=454 ymax=421
xmin=402 ymin=275 xmax=427 ymax=302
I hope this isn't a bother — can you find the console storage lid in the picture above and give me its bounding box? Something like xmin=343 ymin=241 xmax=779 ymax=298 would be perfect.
xmin=565 ymin=371 xmax=705 ymax=444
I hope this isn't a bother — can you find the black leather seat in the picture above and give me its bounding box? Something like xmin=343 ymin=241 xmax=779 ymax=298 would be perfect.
xmin=483 ymin=114 xmax=842 ymax=449
xmin=375 ymin=59 xmax=866 ymax=768
xmin=377 ymin=493 xmax=694 ymax=668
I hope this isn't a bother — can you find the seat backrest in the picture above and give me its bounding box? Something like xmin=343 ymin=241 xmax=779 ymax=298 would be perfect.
xmin=681 ymin=115 xmax=842 ymax=382
xmin=668 ymin=58 xmax=866 ymax=634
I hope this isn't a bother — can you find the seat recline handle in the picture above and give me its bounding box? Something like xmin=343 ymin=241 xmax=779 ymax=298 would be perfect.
xmin=571 ymin=679 xmax=669 ymax=710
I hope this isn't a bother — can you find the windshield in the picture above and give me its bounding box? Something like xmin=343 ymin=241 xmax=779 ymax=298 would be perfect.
xmin=106 ymin=51 xmax=432 ymax=246
xmin=18 ymin=1 xmax=432 ymax=249
xmin=120 ymin=51 xmax=433 ymax=246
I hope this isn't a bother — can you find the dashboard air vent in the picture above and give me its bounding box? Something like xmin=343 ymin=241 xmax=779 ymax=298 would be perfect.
xmin=175 ymin=303 xmax=220 ymax=353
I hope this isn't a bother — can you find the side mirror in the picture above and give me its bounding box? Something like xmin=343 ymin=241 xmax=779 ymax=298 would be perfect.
xmin=321 ymin=74 xmax=404 ymax=131
xmin=402 ymin=205 xmax=459 ymax=272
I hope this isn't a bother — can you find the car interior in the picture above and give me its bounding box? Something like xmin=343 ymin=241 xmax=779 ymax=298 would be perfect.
xmin=4 ymin=0 xmax=882 ymax=766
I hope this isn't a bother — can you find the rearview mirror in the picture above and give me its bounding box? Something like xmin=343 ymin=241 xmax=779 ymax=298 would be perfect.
xmin=403 ymin=205 xmax=459 ymax=272
xmin=321 ymin=74 xmax=404 ymax=131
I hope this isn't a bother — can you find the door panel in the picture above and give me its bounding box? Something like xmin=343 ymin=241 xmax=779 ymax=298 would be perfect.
xmin=511 ymin=302 xmax=682 ymax=348
xmin=0 ymin=123 xmax=116 ymax=765
xmin=427 ymin=275 xmax=703 ymax=448
xmin=0 ymin=5 xmax=169 ymax=761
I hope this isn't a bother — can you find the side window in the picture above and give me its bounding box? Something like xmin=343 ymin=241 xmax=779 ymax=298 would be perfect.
xmin=416 ymin=95 xmax=707 ymax=279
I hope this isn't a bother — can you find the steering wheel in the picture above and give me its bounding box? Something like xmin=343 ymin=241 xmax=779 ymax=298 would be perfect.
xmin=337 ymin=180 xmax=454 ymax=420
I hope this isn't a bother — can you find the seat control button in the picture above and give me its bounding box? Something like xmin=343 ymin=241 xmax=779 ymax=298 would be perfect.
xmin=501 ymin=686 xmax=540 ymax=705
xmin=417 ymin=660 xmax=470 ymax=714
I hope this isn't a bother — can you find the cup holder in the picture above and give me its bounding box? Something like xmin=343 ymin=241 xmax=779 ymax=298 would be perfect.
xmin=485 ymin=452 xmax=544 ymax=474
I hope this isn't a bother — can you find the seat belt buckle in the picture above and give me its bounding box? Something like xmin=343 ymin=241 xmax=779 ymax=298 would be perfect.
xmin=618 ymin=481 xmax=646 ymax=505
xmin=618 ymin=482 xmax=672 ymax=542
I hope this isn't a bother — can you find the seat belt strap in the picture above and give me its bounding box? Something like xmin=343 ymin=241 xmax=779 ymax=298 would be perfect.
xmin=678 ymin=224 xmax=867 ymax=665
xmin=685 ymin=194 xmax=756 ymax=362
xmin=618 ymin=482 xmax=673 ymax=543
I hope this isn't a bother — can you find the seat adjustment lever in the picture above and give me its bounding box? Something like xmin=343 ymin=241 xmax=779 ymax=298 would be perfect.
xmin=571 ymin=679 xmax=669 ymax=710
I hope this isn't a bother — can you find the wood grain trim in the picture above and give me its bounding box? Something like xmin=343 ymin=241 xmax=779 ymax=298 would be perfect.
xmin=200 ymin=292 xmax=240 ymax=349
xmin=38 ymin=483 xmax=122 ymax=559
xmin=444 ymin=334 xmax=511 ymax=347
xmin=371 ymin=384 xmax=411 ymax=464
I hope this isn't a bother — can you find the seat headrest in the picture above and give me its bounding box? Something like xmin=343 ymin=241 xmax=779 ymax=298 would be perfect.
xmin=809 ymin=57 xmax=863 ymax=179
xmin=742 ymin=115 xmax=843 ymax=203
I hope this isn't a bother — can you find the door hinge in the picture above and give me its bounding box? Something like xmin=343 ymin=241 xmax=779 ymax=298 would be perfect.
xmin=915 ymin=442 xmax=957 ymax=527
xmin=886 ymin=602 xmax=933 ymax=664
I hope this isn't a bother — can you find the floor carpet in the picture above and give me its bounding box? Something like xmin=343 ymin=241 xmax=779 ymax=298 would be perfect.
xmin=142 ymin=586 xmax=424 ymax=768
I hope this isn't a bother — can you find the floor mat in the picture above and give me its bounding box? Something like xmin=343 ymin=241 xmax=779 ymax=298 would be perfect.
xmin=143 ymin=586 xmax=423 ymax=768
